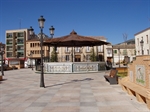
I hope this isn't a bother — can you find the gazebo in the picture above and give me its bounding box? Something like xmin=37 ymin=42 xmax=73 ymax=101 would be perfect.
xmin=43 ymin=30 xmax=110 ymax=73
xmin=43 ymin=30 xmax=110 ymax=61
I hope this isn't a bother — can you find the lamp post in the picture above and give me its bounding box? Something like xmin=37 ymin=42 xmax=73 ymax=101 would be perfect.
xmin=118 ymin=48 xmax=120 ymax=67
xmin=140 ymin=38 xmax=144 ymax=55
xmin=0 ymin=45 xmax=4 ymax=76
xmin=29 ymin=16 xmax=55 ymax=88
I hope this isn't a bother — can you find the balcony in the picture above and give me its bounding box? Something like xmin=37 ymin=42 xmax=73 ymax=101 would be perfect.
xmin=6 ymin=36 xmax=13 ymax=39
xmin=17 ymin=49 xmax=24 ymax=52
xmin=7 ymin=48 xmax=13 ymax=51
xmin=17 ymin=36 xmax=24 ymax=39
xmin=6 ymin=43 xmax=13 ymax=46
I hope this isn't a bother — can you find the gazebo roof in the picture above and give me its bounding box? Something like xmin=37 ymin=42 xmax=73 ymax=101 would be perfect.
xmin=43 ymin=30 xmax=110 ymax=47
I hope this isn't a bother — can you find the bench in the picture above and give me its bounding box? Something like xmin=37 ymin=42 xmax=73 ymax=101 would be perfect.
xmin=120 ymin=77 xmax=150 ymax=109
xmin=104 ymin=68 xmax=118 ymax=84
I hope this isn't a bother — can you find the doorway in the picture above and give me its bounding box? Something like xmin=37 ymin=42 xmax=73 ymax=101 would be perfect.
xmin=98 ymin=54 xmax=104 ymax=61
xmin=75 ymin=55 xmax=81 ymax=62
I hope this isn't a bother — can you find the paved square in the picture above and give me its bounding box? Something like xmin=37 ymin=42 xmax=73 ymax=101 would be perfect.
xmin=0 ymin=69 xmax=150 ymax=112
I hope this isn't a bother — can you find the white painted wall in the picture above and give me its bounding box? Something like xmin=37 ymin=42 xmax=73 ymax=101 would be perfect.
xmin=135 ymin=28 xmax=150 ymax=55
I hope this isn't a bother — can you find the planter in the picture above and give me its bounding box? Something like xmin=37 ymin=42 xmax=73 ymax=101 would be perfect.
xmin=116 ymin=67 xmax=128 ymax=73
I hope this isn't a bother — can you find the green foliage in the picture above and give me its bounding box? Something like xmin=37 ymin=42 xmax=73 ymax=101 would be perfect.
xmin=90 ymin=47 xmax=96 ymax=62
xmin=117 ymin=72 xmax=127 ymax=78
xmin=136 ymin=79 xmax=145 ymax=84
xmin=50 ymin=47 xmax=58 ymax=62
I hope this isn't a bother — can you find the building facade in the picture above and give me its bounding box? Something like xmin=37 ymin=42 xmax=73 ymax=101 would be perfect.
xmin=26 ymin=35 xmax=112 ymax=69
xmin=0 ymin=42 xmax=5 ymax=65
xmin=5 ymin=29 xmax=29 ymax=69
xmin=112 ymin=39 xmax=135 ymax=65
xmin=135 ymin=27 xmax=150 ymax=56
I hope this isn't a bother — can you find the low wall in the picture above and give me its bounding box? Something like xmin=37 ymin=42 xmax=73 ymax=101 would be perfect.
xmin=44 ymin=62 xmax=106 ymax=73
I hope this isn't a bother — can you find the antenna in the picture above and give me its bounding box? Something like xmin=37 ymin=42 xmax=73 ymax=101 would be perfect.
xmin=148 ymin=18 xmax=150 ymax=25
xmin=19 ymin=18 xmax=22 ymax=29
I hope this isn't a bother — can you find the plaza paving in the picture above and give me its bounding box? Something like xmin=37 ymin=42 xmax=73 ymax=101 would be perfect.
xmin=0 ymin=69 xmax=150 ymax=112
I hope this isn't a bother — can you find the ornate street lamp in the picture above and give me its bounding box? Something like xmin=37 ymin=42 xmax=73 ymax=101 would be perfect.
xmin=29 ymin=26 xmax=34 ymax=36
xmin=140 ymin=38 xmax=144 ymax=55
xmin=29 ymin=16 xmax=55 ymax=88
xmin=0 ymin=45 xmax=5 ymax=76
xmin=38 ymin=15 xmax=46 ymax=88
xmin=49 ymin=26 xmax=55 ymax=38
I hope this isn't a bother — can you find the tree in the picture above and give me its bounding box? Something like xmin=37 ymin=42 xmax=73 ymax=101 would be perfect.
xmin=90 ymin=47 xmax=96 ymax=61
xmin=50 ymin=47 xmax=58 ymax=62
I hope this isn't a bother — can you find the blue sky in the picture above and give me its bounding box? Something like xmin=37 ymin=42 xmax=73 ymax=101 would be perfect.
xmin=0 ymin=0 xmax=150 ymax=45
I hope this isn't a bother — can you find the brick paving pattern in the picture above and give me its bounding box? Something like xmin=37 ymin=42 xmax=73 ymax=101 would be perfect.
xmin=0 ymin=69 xmax=150 ymax=112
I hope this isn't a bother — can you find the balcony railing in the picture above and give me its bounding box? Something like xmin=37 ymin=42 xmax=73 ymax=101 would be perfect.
xmin=17 ymin=49 xmax=24 ymax=52
xmin=6 ymin=43 xmax=13 ymax=46
xmin=17 ymin=36 xmax=24 ymax=38
xmin=6 ymin=36 xmax=13 ymax=38
xmin=7 ymin=42 xmax=12 ymax=44
xmin=17 ymin=42 xmax=24 ymax=45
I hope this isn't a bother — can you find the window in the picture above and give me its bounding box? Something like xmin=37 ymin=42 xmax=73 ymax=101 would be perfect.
xmin=17 ymin=32 xmax=24 ymax=37
xmin=75 ymin=47 xmax=80 ymax=52
xmin=7 ymin=33 xmax=13 ymax=37
xmin=147 ymin=49 xmax=149 ymax=55
xmin=65 ymin=55 xmax=69 ymax=61
xmin=65 ymin=47 xmax=69 ymax=52
xmin=137 ymin=38 xmax=139 ymax=46
xmin=113 ymin=50 xmax=117 ymax=54
xmin=98 ymin=46 xmax=103 ymax=52
xmin=86 ymin=46 xmax=90 ymax=52
xmin=56 ymin=47 xmax=59 ymax=52
xmin=123 ymin=50 xmax=127 ymax=55
xmin=146 ymin=35 xmax=148 ymax=44
xmin=107 ymin=49 xmax=112 ymax=55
